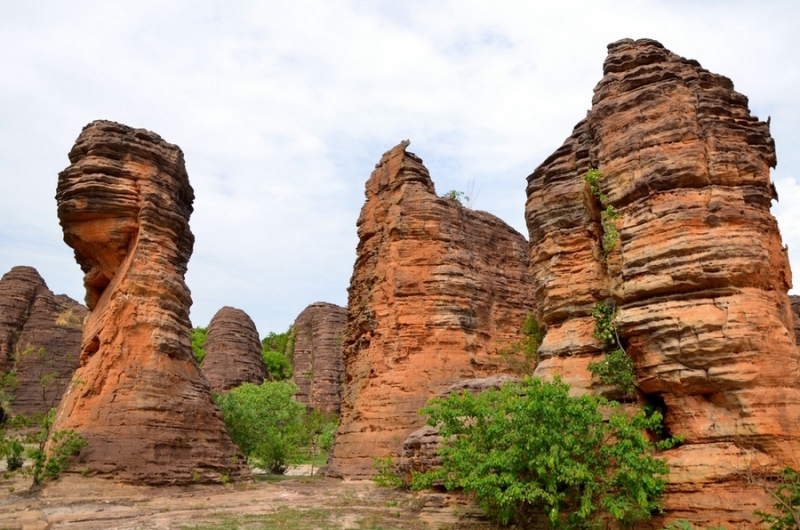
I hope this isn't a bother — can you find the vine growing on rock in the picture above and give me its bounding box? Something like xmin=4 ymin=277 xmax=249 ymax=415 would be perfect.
xmin=587 ymin=301 xmax=637 ymax=396
xmin=583 ymin=168 xmax=620 ymax=259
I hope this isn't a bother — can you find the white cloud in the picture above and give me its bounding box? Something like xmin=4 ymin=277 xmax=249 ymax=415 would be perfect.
xmin=1 ymin=0 xmax=798 ymax=333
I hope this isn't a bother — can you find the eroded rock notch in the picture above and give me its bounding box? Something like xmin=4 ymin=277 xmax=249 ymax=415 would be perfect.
xmin=50 ymin=120 xmax=248 ymax=484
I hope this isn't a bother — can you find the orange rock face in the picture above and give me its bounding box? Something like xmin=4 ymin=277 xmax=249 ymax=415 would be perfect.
xmin=50 ymin=120 xmax=248 ymax=484
xmin=291 ymin=302 xmax=346 ymax=414
xmin=527 ymin=39 xmax=798 ymax=527
xmin=790 ymin=295 xmax=800 ymax=344
xmin=327 ymin=142 xmax=533 ymax=479
xmin=0 ymin=266 xmax=87 ymax=417
xmin=201 ymin=306 xmax=267 ymax=393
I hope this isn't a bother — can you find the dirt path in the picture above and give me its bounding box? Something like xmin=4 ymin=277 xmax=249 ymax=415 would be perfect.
xmin=0 ymin=472 xmax=490 ymax=529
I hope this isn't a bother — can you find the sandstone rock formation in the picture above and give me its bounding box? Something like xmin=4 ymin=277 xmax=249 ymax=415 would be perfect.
xmin=50 ymin=120 xmax=248 ymax=484
xmin=790 ymin=295 xmax=800 ymax=344
xmin=0 ymin=266 xmax=87 ymax=417
xmin=291 ymin=302 xmax=346 ymax=414
xmin=526 ymin=38 xmax=798 ymax=527
xmin=327 ymin=142 xmax=533 ymax=479
xmin=201 ymin=306 xmax=267 ymax=393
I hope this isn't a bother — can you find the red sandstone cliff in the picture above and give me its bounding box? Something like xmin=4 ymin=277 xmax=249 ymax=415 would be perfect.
xmin=49 ymin=120 xmax=248 ymax=484
xmin=327 ymin=142 xmax=533 ymax=479
xmin=291 ymin=302 xmax=346 ymax=414
xmin=201 ymin=306 xmax=267 ymax=393
xmin=0 ymin=266 xmax=87 ymax=417
xmin=527 ymin=38 xmax=798 ymax=527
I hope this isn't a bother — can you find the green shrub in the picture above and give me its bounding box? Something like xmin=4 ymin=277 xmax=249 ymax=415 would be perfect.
xmin=262 ymin=350 xmax=292 ymax=381
xmin=372 ymin=456 xmax=404 ymax=489
xmin=588 ymin=348 xmax=637 ymax=395
xmin=29 ymin=429 xmax=87 ymax=484
xmin=191 ymin=327 xmax=208 ymax=365
xmin=443 ymin=190 xmax=468 ymax=204
xmin=413 ymin=376 xmax=675 ymax=528
xmin=216 ymin=381 xmax=305 ymax=474
xmin=755 ymin=467 xmax=800 ymax=529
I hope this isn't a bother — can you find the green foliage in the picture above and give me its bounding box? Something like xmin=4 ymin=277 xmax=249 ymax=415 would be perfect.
xmin=216 ymin=381 xmax=306 ymax=474
xmin=262 ymin=350 xmax=292 ymax=381
xmin=583 ymin=168 xmax=619 ymax=258
xmin=591 ymin=301 xmax=616 ymax=345
xmin=29 ymin=428 xmax=87 ymax=484
xmin=298 ymin=409 xmax=338 ymax=473
xmin=372 ymin=455 xmax=404 ymax=489
xmin=191 ymin=327 xmax=208 ymax=365
xmin=663 ymin=521 xmax=727 ymax=530
xmin=1 ymin=437 xmax=24 ymax=471
xmin=443 ymin=190 xmax=468 ymax=204
xmin=588 ymin=302 xmax=638 ymax=396
xmin=501 ymin=312 xmax=545 ymax=375
xmin=755 ymin=467 xmax=800 ymax=529
xmin=261 ymin=327 xmax=295 ymax=377
xmin=413 ymin=377 xmax=672 ymax=528
xmin=588 ymin=349 xmax=637 ymax=395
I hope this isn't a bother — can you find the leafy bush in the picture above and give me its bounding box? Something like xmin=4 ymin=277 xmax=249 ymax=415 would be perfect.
xmin=443 ymin=190 xmax=468 ymax=204
xmin=216 ymin=381 xmax=305 ymax=474
xmin=191 ymin=327 xmax=208 ymax=365
xmin=413 ymin=376 xmax=675 ymax=528
xmin=262 ymin=350 xmax=292 ymax=381
xmin=373 ymin=455 xmax=404 ymax=488
xmin=588 ymin=348 xmax=637 ymax=395
xmin=755 ymin=467 xmax=800 ymax=529
xmin=29 ymin=429 xmax=87 ymax=484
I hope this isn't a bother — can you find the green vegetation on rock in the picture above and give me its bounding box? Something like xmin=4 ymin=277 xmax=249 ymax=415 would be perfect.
xmin=412 ymin=376 xmax=677 ymax=528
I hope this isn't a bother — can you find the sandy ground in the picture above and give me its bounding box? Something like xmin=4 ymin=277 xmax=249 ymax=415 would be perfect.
xmin=0 ymin=469 xmax=491 ymax=530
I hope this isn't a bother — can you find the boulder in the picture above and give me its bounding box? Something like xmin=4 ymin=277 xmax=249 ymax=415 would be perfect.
xmin=49 ymin=120 xmax=248 ymax=484
xmin=201 ymin=306 xmax=267 ymax=393
xmin=327 ymin=142 xmax=533 ymax=479
xmin=291 ymin=302 xmax=346 ymax=414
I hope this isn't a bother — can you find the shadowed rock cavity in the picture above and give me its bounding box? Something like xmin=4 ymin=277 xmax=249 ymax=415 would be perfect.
xmin=327 ymin=142 xmax=534 ymax=479
xmin=50 ymin=120 xmax=248 ymax=484
xmin=291 ymin=302 xmax=346 ymax=414
xmin=0 ymin=266 xmax=87 ymax=417
xmin=201 ymin=306 xmax=267 ymax=393
xmin=526 ymin=38 xmax=799 ymax=526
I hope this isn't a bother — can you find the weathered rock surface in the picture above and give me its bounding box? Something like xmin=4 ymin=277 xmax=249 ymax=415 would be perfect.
xmin=396 ymin=375 xmax=518 ymax=481
xmin=291 ymin=302 xmax=346 ymax=414
xmin=790 ymin=295 xmax=800 ymax=344
xmin=527 ymin=38 xmax=797 ymax=526
xmin=50 ymin=120 xmax=248 ymax=484
xmin=327 ymin=142 xmax=533 ymax=479
xmin=201 ymin=306 xmax=267 ymax=393
xmin=0 ymin=266 xmax=87 ymax=416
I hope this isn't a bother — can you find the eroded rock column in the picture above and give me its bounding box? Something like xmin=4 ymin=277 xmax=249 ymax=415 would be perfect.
xmin=527 ymin=39 xmax=799 ymax=526
xmin=328 ymin=142 xmax=533 ymax=478
xmin=51 ymin=120 xmax=248 ymax=484
xmin=201 ymin=306 xmax=267 ymax=393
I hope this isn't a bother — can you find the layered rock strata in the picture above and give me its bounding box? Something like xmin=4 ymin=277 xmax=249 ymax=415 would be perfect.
xmin=0 ymin=266 xmax=87 ymax=416
xmin=526 ymin=38 xmax=798 ymax=527
xmin=291 ymin=302 xmax=346 ymax=414
xmin=790 ymin=295 xmax=800 ymax=344
xmin=201 ymin=306 xmax=267 ymax=393
xmin=50 ymin=120 xmax=248 ymax=484
xmin=327 ymin=142 xmax=533 ymax=479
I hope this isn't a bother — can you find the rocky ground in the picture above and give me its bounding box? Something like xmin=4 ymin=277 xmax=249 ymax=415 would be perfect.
xmin=0 ymin=470 xmax=490 ymax=530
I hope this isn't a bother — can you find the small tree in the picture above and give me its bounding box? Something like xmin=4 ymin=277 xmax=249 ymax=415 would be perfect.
xmin=413 ymin=377 xmax=676 ymax=528
xmin=262 ymin=350 xmax=292 ymax=380
xmin=216 ymin=381 xmax=305 ymax=474
xmin=191 ymin=327 xmax=208 ymax=365
xmin=755 ymin=467 xmax=800 ymax=529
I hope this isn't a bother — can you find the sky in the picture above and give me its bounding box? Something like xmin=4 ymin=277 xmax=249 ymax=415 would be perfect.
xmin=1 ymin=1 xmax=798 ymax=337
